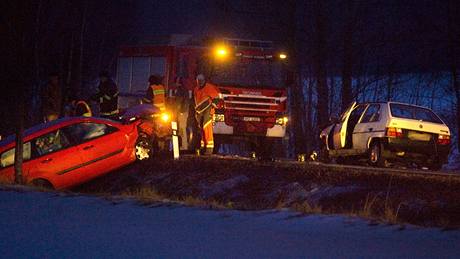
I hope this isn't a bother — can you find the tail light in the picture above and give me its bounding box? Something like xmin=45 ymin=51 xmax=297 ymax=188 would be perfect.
xmin=437 ymin=134 xmax=450 ymax=145
xmin=386 ymin=127 xmax=403 ymax=138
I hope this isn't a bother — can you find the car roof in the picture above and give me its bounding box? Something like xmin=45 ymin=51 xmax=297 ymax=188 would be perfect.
xmin=355 ymin=101 xmax=436 ymax=110
xmin=0 ymin=117 xmax=122 ymax=148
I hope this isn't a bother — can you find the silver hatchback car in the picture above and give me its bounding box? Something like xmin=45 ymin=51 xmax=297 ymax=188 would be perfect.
xmin=320 ymin=102 xmax=451 ymax=170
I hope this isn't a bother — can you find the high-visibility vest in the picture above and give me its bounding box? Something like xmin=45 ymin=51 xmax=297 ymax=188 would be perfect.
xmin=76 ymin=100 xmax=92 ymax=117
xmin=149 ymin=84 xmax=166 ymax=111
xmin=193 ymin=83 xmax=220 ymax=114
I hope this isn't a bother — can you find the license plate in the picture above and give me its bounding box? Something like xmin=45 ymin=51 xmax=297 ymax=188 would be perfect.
xmin=243 ymin=117 xmax=261 ymax=122
xmin=408 ymin=131 xmax=431 ymax=141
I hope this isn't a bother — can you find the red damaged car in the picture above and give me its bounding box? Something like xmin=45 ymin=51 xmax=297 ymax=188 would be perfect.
xmin=0 ymin=105 xmax=170 ymax=190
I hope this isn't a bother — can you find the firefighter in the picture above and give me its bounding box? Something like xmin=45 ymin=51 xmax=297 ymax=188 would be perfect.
xmin=91 ymin=71 xmax=119 ymax=119
xmin=173 ymin=77 xmax=190 ymax=150
xmin=144 ymin=75 xmax=166 ymax=112
xmin=41 ymin=72 xmax=62 ymax=122
xmin=193 ymin=74 xmax=220 ymax=155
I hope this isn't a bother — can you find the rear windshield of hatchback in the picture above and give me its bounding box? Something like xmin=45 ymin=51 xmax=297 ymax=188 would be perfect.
xmin=389 ymin=103 xmax=444 ymax=124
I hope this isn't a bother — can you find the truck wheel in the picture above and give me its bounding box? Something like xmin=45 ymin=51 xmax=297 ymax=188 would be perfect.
xmin=135 ymin=134 xmax=152 ymax=161
xmin=368 ymin=141 xmax=387 ymax=167
xmin=213 ymin=135 xmax=222 ymax=154
xmin=256 ymin=137 xmax=279 ymax=161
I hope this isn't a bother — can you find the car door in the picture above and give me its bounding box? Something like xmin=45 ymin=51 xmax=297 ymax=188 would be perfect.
xmin=352 ymin=104 xmax=383 ymax=150
xmin=27 ymin=128 xmax=84 ymax=189
xmin=332 ymin=102 xmax=357 ymax=149
xmin=63 ymin=122 xmax=128 ymax=181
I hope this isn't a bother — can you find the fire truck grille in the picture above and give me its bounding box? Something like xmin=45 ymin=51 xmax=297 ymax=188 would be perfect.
xmin=228 ymin=97 xmax=275 ymax=104
xmin=223 ymin=95 xmax=279 ymax=112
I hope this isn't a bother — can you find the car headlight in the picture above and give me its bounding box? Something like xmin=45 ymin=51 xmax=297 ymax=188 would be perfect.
xmin=275 ymin=116 xmax=288 ymax=126
xmin=160 ymin=112 xmax=170 ymax=123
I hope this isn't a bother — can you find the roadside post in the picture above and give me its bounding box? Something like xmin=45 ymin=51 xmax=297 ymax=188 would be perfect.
xmin=171 ymin=121 xmax=180 ymax=159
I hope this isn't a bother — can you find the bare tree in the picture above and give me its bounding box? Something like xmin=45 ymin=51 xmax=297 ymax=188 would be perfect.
xmin=447 ymin=0 xmax=460 ymax=149
xmin=340 ymin=0 xmax=357 ymax=110
xmin=313 ymin=0 xmax=329 ymax=130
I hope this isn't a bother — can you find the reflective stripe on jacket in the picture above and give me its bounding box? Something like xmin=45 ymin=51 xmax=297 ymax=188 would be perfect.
xmin=193 ymin=83 xmax=220 ymax=114
xmin=147 ymin=84 xmax=166 ymax=111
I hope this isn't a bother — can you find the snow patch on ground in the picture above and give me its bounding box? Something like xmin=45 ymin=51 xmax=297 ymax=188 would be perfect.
xmin=271 ymin=182 xmax=310 ymax=205
xmin=200 ymin=175 xmax=249 ymax=198
xmin=307 ymin=185 xmax=364 ymax=204
xmin=0 ymin=189 xmax=459 ymax=258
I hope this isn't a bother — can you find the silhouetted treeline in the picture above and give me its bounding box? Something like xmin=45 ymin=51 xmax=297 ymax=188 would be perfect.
xmin=1 ymin=0 xmax=459 ymax=154
xmin=0 ymin=0 xmax=136 ymax=136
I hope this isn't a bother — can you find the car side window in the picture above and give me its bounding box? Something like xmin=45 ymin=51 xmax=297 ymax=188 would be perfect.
xmin=64 ymin=122 xmax=118 ymax=144
xmin=0 ymin=142 xmax=32 ymax=168
xmin=390 ymin=104 xmax=412 ymax=119
xmin=34 ymin=129 xmax=71 ymax=157
xmin=360 ymin=104 xmax=381 ymax=123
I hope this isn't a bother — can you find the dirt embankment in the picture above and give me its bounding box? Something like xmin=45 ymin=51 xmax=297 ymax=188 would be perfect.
xmin=75 ymin=156 xmax=460 ymax=228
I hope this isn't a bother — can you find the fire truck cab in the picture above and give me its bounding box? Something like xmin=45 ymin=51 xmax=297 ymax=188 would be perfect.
xmin=116 ymin=34 xmax=289 ymax=157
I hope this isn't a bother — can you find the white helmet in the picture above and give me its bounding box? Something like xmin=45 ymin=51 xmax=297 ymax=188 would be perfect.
xmin=196 ymin=74 xmax=205 ymax=81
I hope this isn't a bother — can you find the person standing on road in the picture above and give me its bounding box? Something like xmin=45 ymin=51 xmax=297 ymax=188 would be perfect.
xmin=173 ymin=77 xmax=190 ymax=150
xmin=193 ymin=74 xmax=220 ymax=155
xmin=92 ymin=71 xmax=119 ymax=119
xmin=144 ymin=75 xmax=166 ymax=112
xmin=41 ymin=72 xmax=62 ymax=122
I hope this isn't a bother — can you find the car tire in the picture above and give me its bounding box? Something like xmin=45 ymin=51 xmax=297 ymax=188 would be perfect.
xmin=32 ymin=179 xmax=54 ymax=190
xmin=135 ymin=134 xmax=153 ymax=161
xmin=368 ymin=141 xmax=387 ymax=167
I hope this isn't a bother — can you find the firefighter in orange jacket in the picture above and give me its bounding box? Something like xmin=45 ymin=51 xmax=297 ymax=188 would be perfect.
xmin=194 ymin=74 xmax=220 ymax=154
xmin=144 ymin=75 xmax=166 ymax=112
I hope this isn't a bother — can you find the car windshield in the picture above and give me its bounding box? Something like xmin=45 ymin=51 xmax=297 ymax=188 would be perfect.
xmin=210 ymin=58 xmax=284 ymax=88
xmin=390 ymin=103 xmax=443 ymax=124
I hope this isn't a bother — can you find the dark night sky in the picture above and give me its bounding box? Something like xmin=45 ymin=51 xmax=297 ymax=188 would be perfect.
xmin=132 ymin=0 xmax=288 ymax=42
xmin=131 ymin=0 xmax=454 ymax=73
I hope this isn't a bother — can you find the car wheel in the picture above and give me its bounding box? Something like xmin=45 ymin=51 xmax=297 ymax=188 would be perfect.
xmin=32 ymin=179 xmax=54 ymax=190
xmin=368 ymin=141 xmax=387 ymax=167
xmin=135 ymin=135 xmax=153 ymax=161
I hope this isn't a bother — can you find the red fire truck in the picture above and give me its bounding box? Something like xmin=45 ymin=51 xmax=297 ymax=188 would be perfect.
xmin=116 ymin=34 xmax=289 ymax=157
